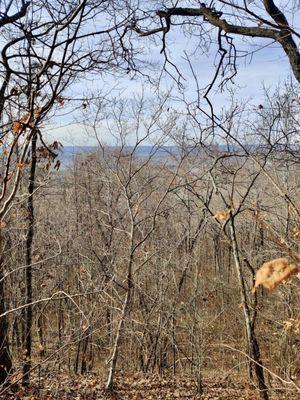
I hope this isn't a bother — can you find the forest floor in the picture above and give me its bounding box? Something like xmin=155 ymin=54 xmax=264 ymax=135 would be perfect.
xmin=1 ymin=373 xmax=299 ymax=399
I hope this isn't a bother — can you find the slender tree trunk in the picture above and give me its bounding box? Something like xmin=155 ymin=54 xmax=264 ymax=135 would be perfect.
xmin=0 ymin=252 xmax=12 ymax=386
xmin=171 ymin=311 xmax=176 ymax=375
xmin=22 ymin=131 xmax=37 ymax=386
xmin=74 ymin=342 xmax=80 ymax=374
xmin=106 ymin=290 xmax=131 ymax=391
xmin=229 ymin=220 xmax=269 ymax=400
xmin=81 ymin=328 xmax=90 ymax=374
xmin=106 ymin=250 xmax=134 ymax=391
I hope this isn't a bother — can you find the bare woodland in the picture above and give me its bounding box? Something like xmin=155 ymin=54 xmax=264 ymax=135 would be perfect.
xmin=0 ymin=1 xmax=299 ymax=399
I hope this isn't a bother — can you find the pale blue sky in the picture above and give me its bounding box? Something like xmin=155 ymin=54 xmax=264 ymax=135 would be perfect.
xmin=44 ymin=15 xmax=296 ymax=146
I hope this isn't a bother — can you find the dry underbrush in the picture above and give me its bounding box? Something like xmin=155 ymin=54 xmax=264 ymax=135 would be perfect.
xmin=2 ymin=372 xmax=299 ymax=400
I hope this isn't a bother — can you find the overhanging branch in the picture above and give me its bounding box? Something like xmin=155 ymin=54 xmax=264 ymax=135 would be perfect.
xmin=0 ymin=0 xmax=29 ymax=28
xmin=129 ymin=3 xmax=300 ymax=83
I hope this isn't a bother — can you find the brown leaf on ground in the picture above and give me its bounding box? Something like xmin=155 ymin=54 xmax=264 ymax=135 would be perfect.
xmin=0 ymin=220 xmax=7 ymax=229
xmin=293 ymin=227 xmax=300 ymax=238
xmin=3 ymin=372 xmax=300 ymax=400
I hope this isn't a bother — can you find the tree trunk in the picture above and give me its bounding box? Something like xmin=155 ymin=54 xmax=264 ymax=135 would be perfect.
xmin=0 ymin=254 xmax=12 ymax=386
xmin=22 ymin=131 xmax=37 ymax=386
xmin=229 ymin=220 xmax=269 ymax=400
xmin=105 ymin=290 xmax=130 ymax=391
xmin=105 ymin=223 xmax=135 ymax=392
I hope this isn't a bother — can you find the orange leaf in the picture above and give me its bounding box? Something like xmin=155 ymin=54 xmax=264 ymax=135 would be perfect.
xmin=252 ymin=258 xmax=299 ymax=292
xmin=16 ymin=162 xmax=25 ymax=169
xmin=213 ymin=209 xmax=231 ymax=221
xmin=20 ymin=113 xmax=30 ymax=122
xmin=12 ymin=121 xmax=23 ymax=134
xmin=34 ymin=105 xmax=41 ymax=117
xmin=55 ymin=95 xmax=64 ymax=106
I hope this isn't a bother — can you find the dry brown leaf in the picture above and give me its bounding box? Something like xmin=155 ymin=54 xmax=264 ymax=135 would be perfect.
xmin=293 ymin=227 xmax=300 ymax=238
xmin=82 ymin=322 xmax=89 ymax=331
xmin=55 ymin=95 xmax=65 ymax=106
xmin=0 ymin=221 xmax=7 ymax=229
xmin=252 ymin=258 xmax=299 ymax=292
xmin=34 ymin=105 xmax=41 ymax=117
xmin=12 ymin=121 xmax=23 ymax=134
xmin=283 ymin=318 xmax=300 ymax=334
xmin=54 ymin=159 xmax=61 ymax=170
xmin=16 ymin=162 xmax=25 ymax=169
xmin=8 ymin=372 xmax=22 ymax=384
xmin=20 ymin=112 xmax=30 ymax=122
xmin=213 ymin=209 xmax=231 ymax=221
xmin=38 ymin=344 xmax=44 ymax=351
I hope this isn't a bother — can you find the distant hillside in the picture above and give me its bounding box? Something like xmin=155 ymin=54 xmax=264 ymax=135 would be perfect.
xmin=57 ymin=145 xmax=182 ymax=167
xmin=56 ymin=143 xmax=297 ymax=168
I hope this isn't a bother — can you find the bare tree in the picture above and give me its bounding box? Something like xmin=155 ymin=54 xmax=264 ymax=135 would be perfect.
xmin=82 ymin=92 xmax=190 ymax=391
xmin=0 ymin=0 xmax=135 ymax=385
xmin=127 ymin=1 xmax=300 ymax=89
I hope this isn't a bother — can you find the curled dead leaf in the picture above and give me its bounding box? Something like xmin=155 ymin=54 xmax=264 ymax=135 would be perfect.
xmin=8 ymin=372 xmax=22 ymax=384
xmin=34 ymin=105 xmax=41 ymax=117
xmin=0 ymin=221 xmax=7 ymax=229
xmin=12 ymin=121 xmax=23 ymax=134
xmin=213 ymin=209 xmax=231 ymax=221
xmin=293 ymin=227 xmax=300 ymax=238
xmin=51 ymin=140 xmax=62 ymax=149
xmin=252 ymin=258 xmax=299 ymax=292
xmin=20 ymin=113 xmax=30 ymax=122
xmin=82 ymin=322 xmax=89 ymax=331
xmin=54 ymin=159 xmax=61 ymax=170
xmin=16 ymin=162 xmax=25 ymax=169
xmin=283 ymin=318 xmax=300 ymax=334
xmin=55 ymin=95 xmax=65 ymax=106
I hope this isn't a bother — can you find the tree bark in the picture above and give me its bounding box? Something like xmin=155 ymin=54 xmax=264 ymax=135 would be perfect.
xmin=106 ymin=246 xmax=134 ymax=391
xmin=229 ymin=220 xmax=269 ymax=400
xmin=0 ymin=253 xmax=12 ymax=386
xmin=105 ymin=290 xmax=131 ymax=391
xmin=132 ymin=2 xmax=300 ymax=83
xmin=22 ymin=130 xmax=37 ymax=386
